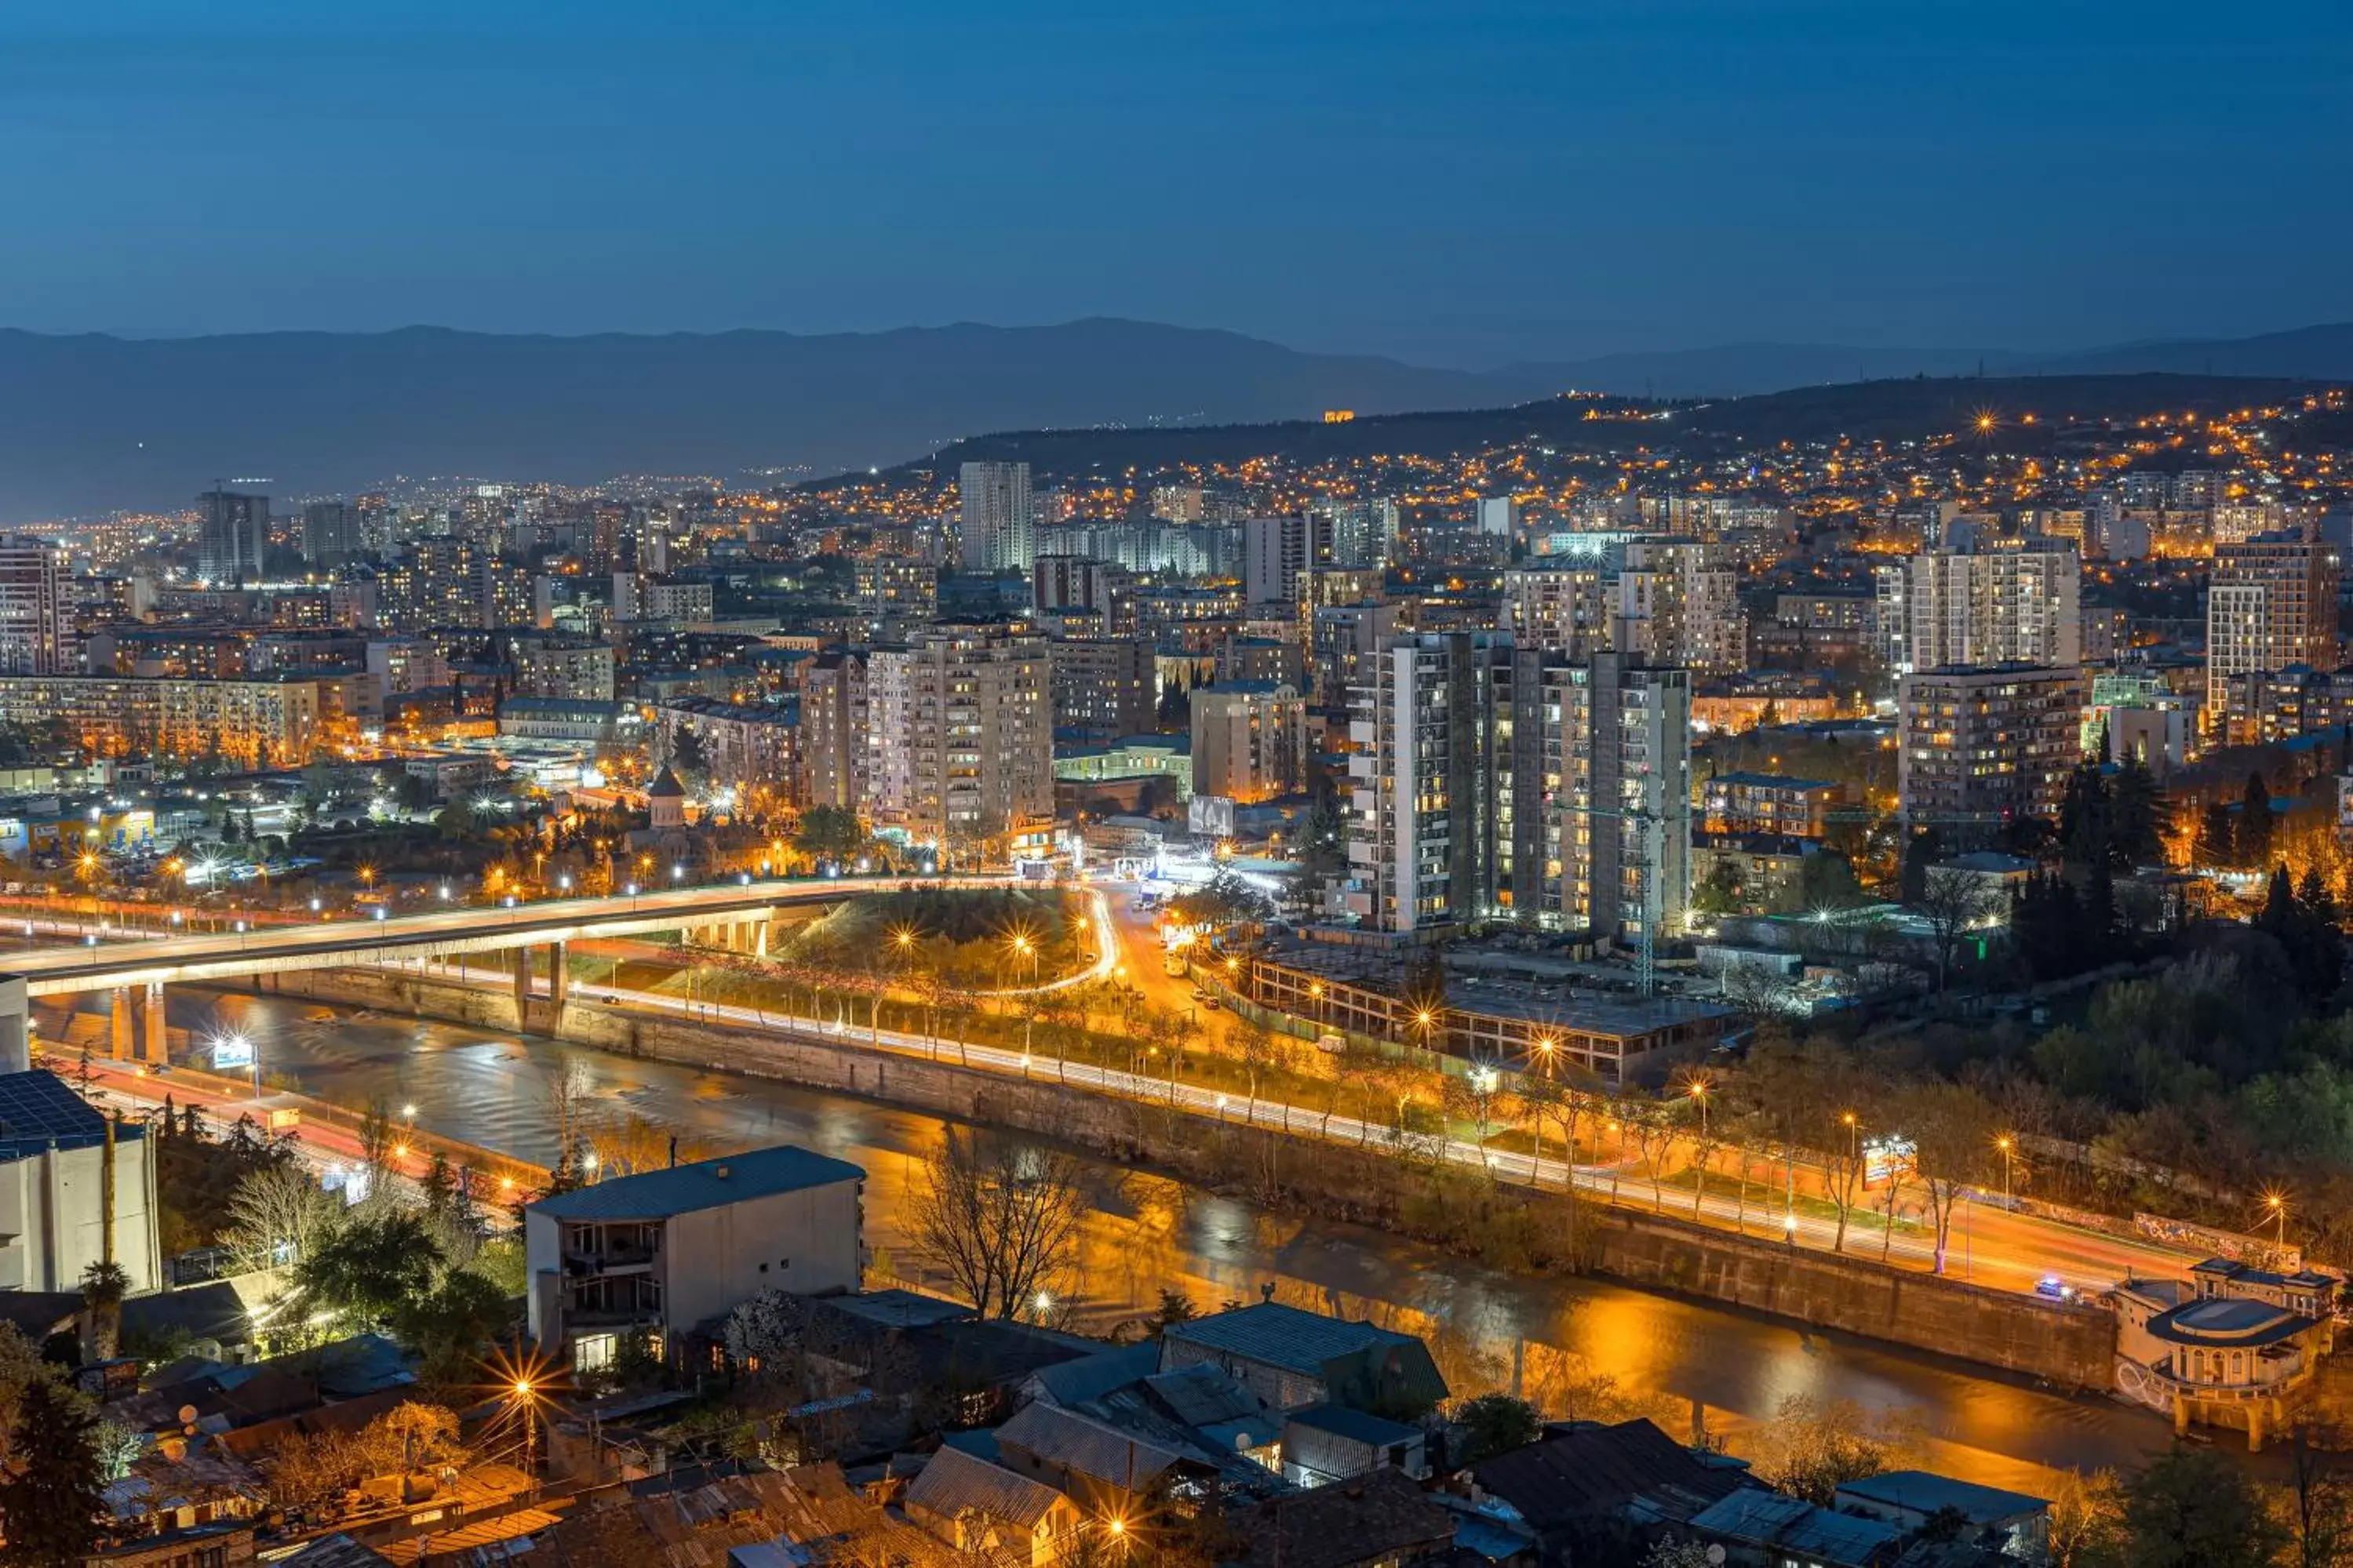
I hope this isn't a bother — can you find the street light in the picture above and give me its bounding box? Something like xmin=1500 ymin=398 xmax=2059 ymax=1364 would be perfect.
xmin=2265 ymin=1189 xmax=2289 ymax=1245
xmin=1994 ymin=1135 xmax=2016 ymax=1204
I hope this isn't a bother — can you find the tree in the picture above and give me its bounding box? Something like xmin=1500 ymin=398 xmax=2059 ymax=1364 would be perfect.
xmin=668 ymin=725 xmax=710 ymax=791
xmin=2240 ymin=771 xmax=2275 ymax=868
xmin=1450 ymin=1392 xmax=1543 ymax=1466
xmin=1896 ymin=1082 xmax=1997 ymax=1273
xmin=293 ymin=1209 xmax=441 ymax=1331
xmin=78 ymin=1261 xmax=129 ymax=1363
xmin=392 ymin=1271 xmax=512 ymax=1388
xmin=1899 ymin=828 xmax=1943 ymax=904
xmin=1227 ymin=1017 xmax=1279 ymax=1122
xmin=1691 ymin=858 xmax=1746 ymax=917
xmin=2045 ymin=1468 xmax=2127 ymax=1568
xmin=1798 ymin=849 xmax=1865 ymax=912
xmin=1166 ymin=869 xmax=1273 ymax=933
xmin=1914 ymin=866 xmax=1995 ymax=994
xmin=0 ymin=1376 xmax=106 ymax=1566
xmin=2118 ymin=1446 xmax=2286 ymax=1568
xmin=910 ymin=1130 xmax=1085 ymax=1319
xmin=2278 ymin=1422 xmax=2353 ymax=1568
xmin=2197 ymin=800 xmax=2238 ymax=868
xmin=795 ymin=805 xmax=869 ymax=864
xmin=1744 ymin=1394 xmax=1922 ymax=1505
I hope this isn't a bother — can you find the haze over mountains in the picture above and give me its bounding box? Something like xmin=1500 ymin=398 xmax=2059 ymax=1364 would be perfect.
xmin=2 ymin=318 xmax=2348 ymax=520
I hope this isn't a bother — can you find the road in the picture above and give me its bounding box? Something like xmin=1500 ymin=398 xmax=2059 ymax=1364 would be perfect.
xmin=42 ymin=984 xmax=2202 ymax=1493
xmin=32 ymin=890 xmax=2202 ymax=1297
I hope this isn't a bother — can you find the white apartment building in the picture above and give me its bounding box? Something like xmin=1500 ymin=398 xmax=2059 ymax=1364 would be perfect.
xmin=1875 ymin=544 xmax=2082 ymax=674
xmin=525 ymin=1144 xmax=865 ymax=1371
xmin=1504 ymin=565 xmax=1612 ymax=657
xmin=959 ymin=461 xmax=1035 ymax=573
xmin=0 ymin=537 xmax=67 ymax=676
xmin=1613 ymin=540 xmax=1744 ymax=675
xmin=2209 ymin=533 xmax=2342 ymax=740
xmin=0 ymin=1071 xmax=163 ymax=1296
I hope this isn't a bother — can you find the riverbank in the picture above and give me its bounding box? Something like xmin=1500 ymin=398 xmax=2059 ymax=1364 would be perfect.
xmin=253 ymin=963 xmax=2116 ymax=1389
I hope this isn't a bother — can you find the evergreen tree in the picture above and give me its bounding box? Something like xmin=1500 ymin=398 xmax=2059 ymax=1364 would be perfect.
xmin=2240 ymin=771 xmax=2274 ymax=867
xmin=2198 ymin=802 xmax=2238 ymax=868
xmin=2111 ymin=754 xmax=2166 ymax=867
xmin=0 ymin=1375 xmax=107 ymax=1565
xmin=1900 ymin=828 xmax=1943 ymax=904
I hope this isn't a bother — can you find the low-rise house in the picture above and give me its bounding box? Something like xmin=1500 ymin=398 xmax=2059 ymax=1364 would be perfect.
xmin=1466 ymin=1417 xmax=1755 ymax=1560
xmin=1158 ymin=1301 xmax=1448 ymax=1418
xmin=903 ymin=1439 xmax=1086 ymax=1567
xmin=1222 ymin=1467 xmax=1456 ymax=1568
xmin=525 ymin=1144 xmax=867 ymax=1373
xmin=1685 ymin=1488 xmax=1900 ymax=1568
xmin=1833 ymin=1472 xmax=2049 ymax=1561
xmin=1280 ymin=1403 xmax=1427 ymax=1486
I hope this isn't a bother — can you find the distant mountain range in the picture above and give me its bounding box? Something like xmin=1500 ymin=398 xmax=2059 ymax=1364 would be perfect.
xmin=1 ymin=318 xmax=2348 ymax=518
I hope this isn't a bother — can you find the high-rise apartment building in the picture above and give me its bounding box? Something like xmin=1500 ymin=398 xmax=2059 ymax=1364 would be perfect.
xmin=801 ymin=652 xmax=869 ymax=812
xmin=0 ymin=537 xmax=68 ymax=676
xmin=1046 ymin=636 xmax=1157 ymax=745
xmin=1189 ymin=681 xmax=1307 ymax=803
xmin=958 ymin=462 xmax=1034 ymax=574
xmin=1613 ymin=540 xmax=1744 ymax=675
xmin=300 ymin=501 xmax=365 ymax=568
xmin=1244 ymin=513 xmax=1336 ymax=607
xmin=197 ymin=489 xmax=270 ymax=586
xmin=854 ymin=558 xmax=938 ymax=637
xmin=1553 ymin=653 xmax=1694 ymax=944
xmin=1031 ymin=555 xmax=1135 ymax=635
xmin=1897 ymin=664 xmax=2085 ymax=842
xmin=2209 ymin=533 xmax=2342 ymax=742
xmin=1342 ymin=635 xmax=1690 ymax=940
xmin=380 ymin=538 xmax=529 ymax=631
xmin=1504 ymin=565 xmax=1612 ymax=657
xmin=868 ymin=624 xmax=1053 ymax=860
xmin=1313 ymin=498 xmax=1401 ymax=569
xmin=1875 ymin=542 xmax=2082 ymax=675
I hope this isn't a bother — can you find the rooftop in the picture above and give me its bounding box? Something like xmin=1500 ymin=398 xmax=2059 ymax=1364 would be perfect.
xmin=1835 ymin=1469 xmax=2049 ymax=1523
xmin=0 ymin=1070 xmax=143 ymax=1159
xmin=530 ymin=1144 xmax=863 ymax=1222
xmin=1689 ymin=1489 xmax=1900 ymax=1566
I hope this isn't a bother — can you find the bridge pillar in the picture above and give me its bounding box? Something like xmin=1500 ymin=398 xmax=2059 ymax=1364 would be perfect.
xmin=0 ymin=977 xmax=27 ymax=1075
xmin=142 ymin=983 xmax=167 ymax=1065
xmin=548 ymin=943 xmax=569 ymax=1011
xmin=109 ymin=987 xmax=133 ymax=1061
xmin=754 ymin=917 xmax=770 ymax=959
xmin=513 ymin=948 xmax=534 ymax=1013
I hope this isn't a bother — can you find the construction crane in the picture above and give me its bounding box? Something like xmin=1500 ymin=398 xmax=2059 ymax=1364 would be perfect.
xmin=1553 ymin=795 xmax=1670 ymax=1000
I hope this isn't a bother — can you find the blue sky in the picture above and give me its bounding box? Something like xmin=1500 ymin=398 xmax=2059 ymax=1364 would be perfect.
xmin=2 ymin=0 xmax=2347 ymax=364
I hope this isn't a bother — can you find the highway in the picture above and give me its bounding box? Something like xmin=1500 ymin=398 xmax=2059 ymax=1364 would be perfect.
xmin=0 ymin=876 xmax=1003 ymax=996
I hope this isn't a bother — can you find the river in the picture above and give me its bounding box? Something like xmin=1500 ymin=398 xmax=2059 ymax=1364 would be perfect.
xmin=78 ymin=986 xmax=2189 ymax=1494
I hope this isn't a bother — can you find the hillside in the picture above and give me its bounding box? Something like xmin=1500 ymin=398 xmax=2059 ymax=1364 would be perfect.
xmin=884 ymin=373 xmax=2335 ymax=485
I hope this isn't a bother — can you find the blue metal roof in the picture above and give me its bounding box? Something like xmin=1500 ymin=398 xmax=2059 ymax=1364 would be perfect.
xmin=0 ymin=1071 xmax=140 ymax=1159
xmin=1835 ymin=1469 xmax=2048 ymax=1523
xmin=529 ymin=1144 xmax=864 ymax=1221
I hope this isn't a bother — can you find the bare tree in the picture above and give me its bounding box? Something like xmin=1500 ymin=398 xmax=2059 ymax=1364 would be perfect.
xmin=544 ymin=1056 xmax=595 ymax=1162
xmin=1898 ymin=1081 xmax=1997 ymax=1274
xmin=1228 ymin=1017 xmax=1277 ymax=1123
xmin=224 ymin=1164 xmax=343 ymax=1272
xmin=910 ymin=1130 xmax=1085 ymax=1319
xmin=1915 ymin=866 xmax=1997 ymax=995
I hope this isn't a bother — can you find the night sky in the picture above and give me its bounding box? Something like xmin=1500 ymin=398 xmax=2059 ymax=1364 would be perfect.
xmin=4 ymin=0 xmax=2348 ymax=366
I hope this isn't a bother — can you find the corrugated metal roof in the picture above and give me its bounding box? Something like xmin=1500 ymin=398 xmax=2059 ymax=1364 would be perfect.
xmin=1164 ymin=1303 xmax=1414 ymax=1377
xmin=1690 ymin=1490 xmax=1899 ymax=1566
xmin=905 ymin=1442 xmax=1065 ymax=1531
xmin=1835 ymin=1469 xmax=2048 ymax=1523
xmin=997 ymin=1401 xmax=1180 ymax=1488
xmin=530 ymin=1144 xmax=864 ymax=1221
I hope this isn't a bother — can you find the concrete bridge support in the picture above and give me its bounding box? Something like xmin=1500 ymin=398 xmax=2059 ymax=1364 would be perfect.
xmin=0 ymin=977 xmax=26 ymax=1075
xmin=110 ymin=987 xmax=133 ymax=1060
xmin=143 ymin=983 xmax=167 ymax=1065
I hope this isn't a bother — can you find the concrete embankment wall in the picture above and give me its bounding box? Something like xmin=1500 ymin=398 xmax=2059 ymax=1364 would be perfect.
xmin=257 ymin=966 xmax=2116 ymax=1388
